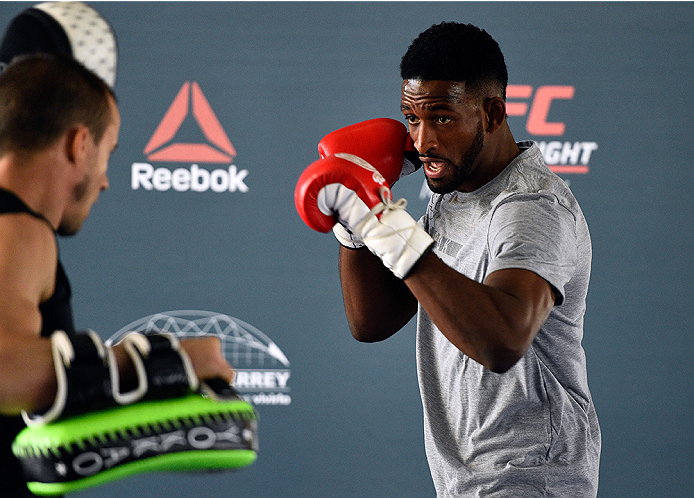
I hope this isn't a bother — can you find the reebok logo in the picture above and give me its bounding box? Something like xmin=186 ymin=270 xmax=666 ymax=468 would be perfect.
xmin=131 ymin=163 xmax=248 ymax=193
xmin=132 ymin=82 xmax=249 ymax=193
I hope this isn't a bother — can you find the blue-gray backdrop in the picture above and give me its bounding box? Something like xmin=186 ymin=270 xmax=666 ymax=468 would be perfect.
xmin=1 ymin=2 xmax=692 ymax=497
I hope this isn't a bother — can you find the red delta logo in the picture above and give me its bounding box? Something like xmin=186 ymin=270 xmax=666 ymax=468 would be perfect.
xmin=132 ymin=82 xmax=248 ymax=193
xmin=506 ymin=85 xmax=597 ymax=175
xmin=144 ymin=81 xmax=235 ymax=163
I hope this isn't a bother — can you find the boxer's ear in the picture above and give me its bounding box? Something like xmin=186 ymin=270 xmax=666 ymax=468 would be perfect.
xmin=483 ymin=96 xmax=507 ymax=134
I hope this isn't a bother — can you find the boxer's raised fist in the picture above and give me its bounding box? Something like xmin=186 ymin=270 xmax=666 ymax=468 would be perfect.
xmin=318 ymin=118 xmax=421 ymax=186
xmin=295 ymin=152 xmax=391 ymax=234
xmin=295 ymin=153 xmax=433 ymax=279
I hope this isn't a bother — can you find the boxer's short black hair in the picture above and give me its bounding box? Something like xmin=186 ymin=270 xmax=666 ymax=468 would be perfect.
xmin=400 ymin=22 xmax=508 ymax=99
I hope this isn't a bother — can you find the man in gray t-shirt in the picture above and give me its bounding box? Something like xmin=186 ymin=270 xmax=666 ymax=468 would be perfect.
xmin=418 ymin=141 xmax=600 ymax=496
xmin=297 ymin=21 xmax=600 ymax=497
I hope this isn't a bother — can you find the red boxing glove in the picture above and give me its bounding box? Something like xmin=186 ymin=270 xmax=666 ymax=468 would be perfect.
xmin=295 ymin=153 xmax=391 ymax=234
xmin=317 ymin=118 xmax=421 ymax=186
xmin=295 ymin=152 xmax=434 ymax=279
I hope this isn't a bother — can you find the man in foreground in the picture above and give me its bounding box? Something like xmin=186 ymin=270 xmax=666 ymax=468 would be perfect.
xmin=0 ymin=53 xmax=235 ymax=498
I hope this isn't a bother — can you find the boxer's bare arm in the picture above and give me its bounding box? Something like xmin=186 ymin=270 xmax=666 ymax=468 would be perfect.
xmin=339 ymin=246 xmax=418 ymax=342
xmin=0 ymin=211 xmax=235 ymax=418
xmin=0 ymin=214 xmax=59 ymax=414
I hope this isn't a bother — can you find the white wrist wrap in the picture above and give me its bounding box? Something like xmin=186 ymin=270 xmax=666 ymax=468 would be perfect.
xmin=318 ymin=183 xmax=376 ymax=248
xmin=355 ymin=199 xmax=434 ymax=279
xmin=332 ymin=223 xmax=365 ymax=249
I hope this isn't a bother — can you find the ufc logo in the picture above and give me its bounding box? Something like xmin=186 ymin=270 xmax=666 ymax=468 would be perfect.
xmin=506 ymin=85 xmax=574 ymax=136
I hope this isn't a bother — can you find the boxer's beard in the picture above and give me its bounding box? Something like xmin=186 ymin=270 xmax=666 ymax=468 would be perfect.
xmin=426 ymin=120 xmax=485 ymax=194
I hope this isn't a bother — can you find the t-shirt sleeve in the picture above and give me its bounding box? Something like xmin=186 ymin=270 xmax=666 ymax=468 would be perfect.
xmin=486 ymin=193 xmax=577 ymax=306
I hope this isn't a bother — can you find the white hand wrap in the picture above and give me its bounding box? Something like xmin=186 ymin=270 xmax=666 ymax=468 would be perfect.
xmin=318 ymin=182 xmax=374 ymax=249
xmin=355 ymin=198 xmax=434 ymax=279
xmin=315 ymin=173 xmax=433 ymax=278
xmin=332 ymin=223 xmax=365 ymax=249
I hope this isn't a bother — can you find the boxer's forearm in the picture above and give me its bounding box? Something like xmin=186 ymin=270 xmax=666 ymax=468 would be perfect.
xmin=339 ymin=246 xmax=417 ymax=342
xmin=0 ymin=333 xmax=56 ymax=415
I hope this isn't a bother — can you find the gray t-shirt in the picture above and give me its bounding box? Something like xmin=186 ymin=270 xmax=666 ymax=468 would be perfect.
xmin=417 ymin=142 xmax=601 ymax=497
